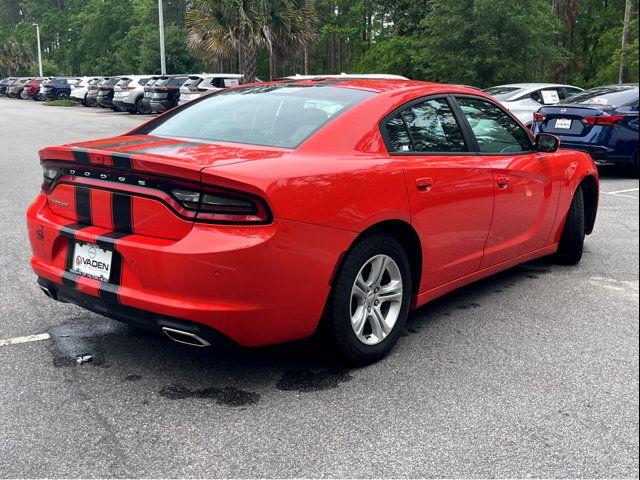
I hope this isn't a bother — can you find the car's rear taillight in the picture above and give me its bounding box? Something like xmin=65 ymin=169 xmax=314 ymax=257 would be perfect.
xmin=533 ymin=112 xmax=545 ymax=122
xmin=171 ymin=187 xmax=271 ymax=224
xmin=582 ymin=115 xmax=625 ymax=126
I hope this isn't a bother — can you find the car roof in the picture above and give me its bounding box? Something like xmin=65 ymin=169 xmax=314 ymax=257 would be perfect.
xmin=284 ymin=73 xmax=408 ymax=80
xmin=244 ymin=78 xmax=490 ymax=98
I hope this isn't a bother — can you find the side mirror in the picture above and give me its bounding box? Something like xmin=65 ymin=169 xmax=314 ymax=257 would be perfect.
xmin=536 ymin=133 xmax=560 ymax=153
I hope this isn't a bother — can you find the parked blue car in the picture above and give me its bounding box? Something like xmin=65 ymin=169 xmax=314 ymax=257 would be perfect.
xmin=43 ymin=77 xmax=80 ymax=100
xmin=532 ymin=84 xmax=639 ymax=171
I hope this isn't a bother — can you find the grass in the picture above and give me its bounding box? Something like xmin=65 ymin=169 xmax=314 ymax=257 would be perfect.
xmin=43 ymin=99 xmax=80 ymax=107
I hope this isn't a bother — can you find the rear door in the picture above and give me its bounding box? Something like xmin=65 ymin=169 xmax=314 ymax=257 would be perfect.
xmin=453 ymin=95 xmax=559 ymax=267
xmin=382 ymin=96 xmax=495 ymax=291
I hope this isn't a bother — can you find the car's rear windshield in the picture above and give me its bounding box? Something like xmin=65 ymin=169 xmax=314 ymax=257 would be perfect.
xmin=484 ymin=86 xmax=522 ymax=99
xmin=117 ymin=78 xmax=132 ymax=87
xmin=142 ymin=84 xmax=375 ymax=149
xmin=104 ymin=77 xmax=120 ymax=86
xmin=183 ymin=77 xmax=202 ymax=87
xmin=211 ymin=77 xmax=242 ymax=88
xmin=566 ymin=86 xmax=639 ymax=107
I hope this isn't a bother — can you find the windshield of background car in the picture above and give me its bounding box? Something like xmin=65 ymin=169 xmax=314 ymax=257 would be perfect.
xmin=566 ymin=86 xmax=639 ymax=107
xmin=144 ymin=84 xmax=375 ymax=149
xmin=483 ymin=86 xmax=522 ymax=100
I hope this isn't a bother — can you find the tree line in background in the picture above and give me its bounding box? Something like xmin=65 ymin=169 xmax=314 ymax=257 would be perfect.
xmin=0 ymin=0 xmax=637 ymax=88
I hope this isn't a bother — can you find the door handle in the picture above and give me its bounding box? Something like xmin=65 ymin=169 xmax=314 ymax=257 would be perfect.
xmin=496 ymin=176 xmax=510 ymax=189
xmin=415 ymin=177 xmax=433 ymax=192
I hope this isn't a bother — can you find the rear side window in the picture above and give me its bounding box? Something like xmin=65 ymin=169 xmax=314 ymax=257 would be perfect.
xmin=483 ymin=86 xmax=521 ymax=100
xmin=384 ymin=98 xmax=467 ymax=153
xmin=211 ymin=77 xmax=241 ymax=88
xmin=456 ymin=97 xmax=532 ymax=153
xmin=169 ymin=76 xmax=188 ymax=87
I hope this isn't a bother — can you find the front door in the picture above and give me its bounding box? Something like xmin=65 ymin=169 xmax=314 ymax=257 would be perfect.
xmin=453 ymin=96 xmax=559 ymax=268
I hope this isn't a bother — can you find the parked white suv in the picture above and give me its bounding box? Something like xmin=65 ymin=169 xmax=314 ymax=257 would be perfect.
xmin=484 ymin=83 xmax=584 ymax=127
xmin=178 ymin=74 xmax=244 ymax=105
xmin=113 ymin=75 xmax=154 ymax=114
xmin=70 ymin=77 xmax=102 ymax=105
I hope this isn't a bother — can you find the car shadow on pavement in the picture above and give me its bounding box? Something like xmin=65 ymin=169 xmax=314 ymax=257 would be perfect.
xmin=43 ymin=256 xmax=560 ymax=403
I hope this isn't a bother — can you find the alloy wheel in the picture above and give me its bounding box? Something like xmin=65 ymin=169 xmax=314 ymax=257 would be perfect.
xmin=350 ymin=254 xmax=403 ymax=345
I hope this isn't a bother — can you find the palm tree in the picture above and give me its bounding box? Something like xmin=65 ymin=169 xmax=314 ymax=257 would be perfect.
xmin=187 ymin=0 xmax=265 ymax=82
xmin=265 ymin=0 xmax=318 ymax=79
xmin=186 ymin=0 xmax=318 ymax=82
xmin=0 ymin=38 xmax=32 ymax=76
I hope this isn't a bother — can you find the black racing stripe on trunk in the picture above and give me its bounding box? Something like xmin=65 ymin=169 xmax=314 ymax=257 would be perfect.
xmin=75 ymin=186 xmax=92 ymax=224
xmin=83 ymin=137 xmax=163 ymax=150
xmin=95 ymin=231 xmax=130 ymax=249
xmin=111 ymin=153 xmax=133 ymax=169
xmin=59 ymin=222 xmax=88 ymax=238
xmin=72 ymin=148 xmax=91 ymax=164
xmin=112 ymin=193 xmax=133 ymax=233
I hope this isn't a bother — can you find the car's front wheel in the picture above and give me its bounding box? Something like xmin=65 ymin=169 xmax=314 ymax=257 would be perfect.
xmin=555 ymin=186 xmax=585 ymax=265
xmin=135 ymin=98 xmax=151 ymax=114
xmin=56 ymin=91 xmax=69 ymax=100
xmin=324 ymin=234 xmax=412 ymax=365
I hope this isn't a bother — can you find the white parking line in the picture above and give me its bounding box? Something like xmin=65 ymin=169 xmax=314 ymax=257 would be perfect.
xmin=607 ymin=187 xmax=640 ymax=195
xmin=602 ymin=187 xmax=639 ymax=199
xmin=0 ymin=333 xmax=50 ymax=347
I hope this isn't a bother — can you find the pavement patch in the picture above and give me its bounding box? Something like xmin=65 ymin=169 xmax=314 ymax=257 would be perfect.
xmin=158 ymin=384 xmax=261 ymax=407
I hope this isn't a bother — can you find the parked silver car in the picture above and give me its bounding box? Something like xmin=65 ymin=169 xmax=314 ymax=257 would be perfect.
xmin=484 ymin=83 xmax=584 ymax=127
xmin=70 ymin=77 xmax=103 ymax=105
xmin=113 ymin=75 xmax=154 ymax=114
xmin=177 ymin=74 xmax=244 ymax=105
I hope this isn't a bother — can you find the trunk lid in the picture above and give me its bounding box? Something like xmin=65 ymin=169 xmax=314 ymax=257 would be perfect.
xmin=537 ymin=105 xmax=615 ymax=137
xmin=39 ymin=135 xmax=289 ymax=240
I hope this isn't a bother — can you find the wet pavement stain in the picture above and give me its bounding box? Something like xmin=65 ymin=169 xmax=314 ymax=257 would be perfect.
xmin=48 ymin=318 xmax=127 ymax=367
xmin=158 ymin=384 xmax=260 ymax=407
xmin=407 ymin=328 xmax=419 ymax=334
xmin=276 ymin=368 xmax=352 ymax=393
xmin=124 ymin=374 xmax=142 ymax=382
xmin=456 ymin=302 xmax=481 ymax=310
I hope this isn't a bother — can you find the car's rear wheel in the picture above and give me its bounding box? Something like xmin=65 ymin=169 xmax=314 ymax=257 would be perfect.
xmin=135 ymin=97 xmax=151 ymax=115
xmin=20 ymin=90 xmax=29 ymax=100
xmin=324 ymin=234 xmax=411 ymax=365
xmin=56 ymin=91 xmax=69 ymax=100
xmin=555 ymin=186 xmax=585 ymax=265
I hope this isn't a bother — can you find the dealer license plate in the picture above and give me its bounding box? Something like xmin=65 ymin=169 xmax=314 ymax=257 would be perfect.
xmin=554 ymin=118 xmax=572 ymax=129
xmin=69 ymin=242 xmax=113 ymax=282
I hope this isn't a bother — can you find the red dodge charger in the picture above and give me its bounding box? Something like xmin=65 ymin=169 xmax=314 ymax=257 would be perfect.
xmin=27 ymin=78 xmax=599 ymax=364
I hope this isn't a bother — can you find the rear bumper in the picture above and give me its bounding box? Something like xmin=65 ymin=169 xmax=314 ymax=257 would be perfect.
xmin=37 ymin=276 xmax=236 ymax=347
xmin=97 ymin=96 xmax=114 ymax=107
xmin=150 ymin=99 xmax=174 ymax=112
xmin=27 ymin=194 xmax=355 ymax=347
xmin=113 ymin=98 xmax=136 ymax=111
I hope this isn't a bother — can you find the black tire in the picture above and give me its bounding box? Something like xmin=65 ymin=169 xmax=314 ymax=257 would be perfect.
xmin=135 ymin=97 xmax=151 ymax=115
xmin=56 ymin=91 xmax=69 ymax=100
xmin=323 ymin=234 xmax=412 ymax=366
xmin=555 ymin=186 xmax=585 ymax=265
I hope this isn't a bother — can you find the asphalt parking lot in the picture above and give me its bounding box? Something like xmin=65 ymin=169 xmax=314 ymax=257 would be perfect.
xmin=0 ymin=97 xmax=638 ymax=478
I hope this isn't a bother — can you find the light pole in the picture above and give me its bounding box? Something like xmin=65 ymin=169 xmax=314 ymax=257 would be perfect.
xmin=158 ymin=0 xmax=167 ymax=75
xmin=33 ymin=23 xmax=43 ymax=77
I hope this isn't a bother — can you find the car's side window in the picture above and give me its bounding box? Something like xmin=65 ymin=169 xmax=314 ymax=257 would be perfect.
xmin=385 ymin=98 xmax=467 ymax=153
xmin=386 ymin=113 xmax=412 ymax=152
xmin=455 ymin=97 xmax=533 ymax=154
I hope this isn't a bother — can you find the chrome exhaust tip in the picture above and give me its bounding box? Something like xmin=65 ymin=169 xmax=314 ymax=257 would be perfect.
xmin=161 ymin=327 xmax=211 ymax=348
xmin=39 ymin=285 xmax=57 ymax=300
